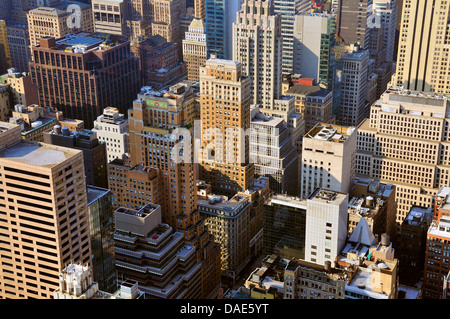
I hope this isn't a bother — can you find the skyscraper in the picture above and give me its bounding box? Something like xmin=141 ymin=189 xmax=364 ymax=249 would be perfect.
xmin=0 ymin=20 xmax=12 ymax=75
xmin=199 ymin=58 xmax=254 ymax=196
xmin=356 ymin=87 xmax=450 ymax=227
xmin=92 ymin=0 xmax=127 ymax=36
xmin=339 ymin=46 xmax=371 ymax=127
xmin=372 ymin=0 xmax=398 ymax=63
xmin=301 ymin=123 xmax=357 ymax=199
xmin=205 ymin=0 xmax=241 ymax=59
xmin=86 ymin=185 xmax=116 ymax=293
xmin=151 ymin=0 xmax=186 ymax=48
xmin=182 ymin=18 xmax=207 ymax=81
xmin=393 ymin=0 xmax=450 ymax=93
xmin=92 ymin=107 xmax=128 ymax=163
xmin=26 ymin=1 xmax=93 ymax=47
xmin=29 ymin=33 xmax=140 ymax=128
xmin=0 ymin=121 xmax=92 ymax=299
xmin=273 ymin=0 xmax=311 ymax=75
xmin=337 ymin=0 xmax=373 ymax=49
xmin=113 ymin=204 xmax=204 ymax=298
xmin=305 ymin=188 xmax=349 ymax=267
xmin=292 ymin=13 xmax=337 ymax=90
xmin=232 ymin=0 xmax=283 ymax=111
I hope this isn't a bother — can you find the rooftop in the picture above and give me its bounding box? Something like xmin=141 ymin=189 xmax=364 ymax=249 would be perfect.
xmin=87 ymin=185 xmax=110 ymax=205
xmin=198 ymin=194 xmax=250 ymax=217
xmin=285 ymin=84 xmax=332 ymax=98
xmin=305 ymin=123 xmax=356 ymax=143
xmin=266 ymin=194 xmax=307 ymax=210
xmin=0 ymin=141 xmax=79 ymax=168
xmin=308 ymin=188 xmax=348 ymax=204
xmin=404 ymin=206 xmax=432 ymax=227
xmin=115 ymin=204 xmax=160 ymax=219
xmin=39 ymin=32 xmax=128 ymax=53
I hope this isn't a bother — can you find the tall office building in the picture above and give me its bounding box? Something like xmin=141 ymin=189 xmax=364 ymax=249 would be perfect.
xmin=205 ymin=0 xmax=241 ymax=59
xmin=199 ymin=58 xmax=255 ymax=196
xmin=92 ymin=107 xmax=128 ymax=163
xmin=393 ymin=0 xmax=450 ymax=93
xmin=86 ymin=186 xmax=116 ymax=293
xmin=337 ymin=0 xmax=373 ymax=49
xmin=107 ymin=158 xmax=161 ymax=210
xmin=284 ymin=84 xmax=333 ymax=132
xmin=113 ymin=204 xmax=203 ymax=298
xmin=197 ymin=193 xmax=251 ymax=285
xmin=27 ymin=1 xmax=94 ymax=47
xmin=250 ymin=106 xmax=300 ymax=195
xmin=92 ymin=0 xmax=127 ymax=36
xmin=127 ymin=85 xmax=201 ymax=247
xmin=182 ymin=18 xmax=207 ymax=81
xmin=356 ymin=87 xmax=450 ymax=227
xmin=43 ymin=127 xmax=108 ymax=189
xmin=0 ymin=121 xmax=92 ymax=299
xmin=339 ymin=46 xmax=371 ymax=127
xmin=125 ymin=0 xmax=152 ymax=41
xmin=301 ymin=123 xmax=357 ymax=199
xmin=0 ymin=69 xmax=39 ymax=107
xmin=132 ymin=35 xmax=187 ymax=90
xmin=372 ymin=0 xmax=398 ymax=63
xmin=273 ymin=0 xmax=311 ymax=75
xmin=6 ymin=23 xmax=31 ymax=73
xmin=293 ymin=13 xmax=337 ymax=89
xmin=423 ymin=190 xmax=450 ymax=299
xmin=232 ymin=0 xmax=283 ymax=111
xmin=151 ymin=0 xmax=186 ymax=49
xmin=305 ymin=188 xmax=349 ymax=267
xmin=194 ymin=0 xmax=205 ymax=19
xmin=29 ymin=33 xmax=140 ymax=128
xmin=263 ymin=194 xmax=307 ymax=260
xmin=0 ymin=21 xmax=12 ymax=75
xmin=399 ymin=205 xmax=433 ymax=286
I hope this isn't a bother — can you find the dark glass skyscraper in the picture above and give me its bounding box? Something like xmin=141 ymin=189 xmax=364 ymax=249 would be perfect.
xmin=263 ymin=194 xmax=307 ymax=260
xmin=87 ymin=186 xmax=116 ymax=293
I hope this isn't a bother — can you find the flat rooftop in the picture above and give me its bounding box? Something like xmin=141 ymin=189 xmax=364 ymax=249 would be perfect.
xmin=87 ymin=185 xmax=110 ymax=205
xmin=308 ymin=188 xmax=348 ymax=205
xmin=198 ymin=194 xmax=250 ymax=216
xmin=404 ymin=206 xmax=432 ymax=226
xmin=0 ymin=141 xmax=79 ymax=168
xmin=305 ymin=123 xmax=355 ymax=143
xmin=266 ymin=194 xmax=307 ymax=210
xmin=115 ymin=204 xmax=160 ymax=218
xmin=207 ymin=59 xmax=240 ymax=67
xmin=285 ymin=84 xmax=331 ymax=98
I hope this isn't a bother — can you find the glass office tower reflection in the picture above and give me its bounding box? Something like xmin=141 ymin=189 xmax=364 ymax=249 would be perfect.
xmin=87 ymin=186 xmax=116 ymax=293
xmin=263 ymin=194 xmax=307 ymax=260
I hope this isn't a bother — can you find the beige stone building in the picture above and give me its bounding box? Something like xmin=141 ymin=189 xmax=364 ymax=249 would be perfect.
xmin=197 ymin=193 xmax=252 ymax=285
xmin=232 ymin=0 xmax=283 ymax=111
xmin=92 ymin=0 xmax=127 ymax=36
xmin=284 ymin=84 xmax=334 ymax=132
xmin=182 ymin=18 xmax=206 ymax=81
xmin=356 ymin=86 xmax=450 ymax=228
xmin=27 ymin=1 xmax=93 ymax=47
xmin=199 ymin=58 xmax=255 ymax=196
xmin=0 ymin=122 xmax=92 ymax=299
xmin=0 ymin=85 xmax=10 ymax=122
xmin=194 ymin=0 xmax=205 ymax=19
xmin=151 ymin=0 xmax=186 ymax=46
xmin=0 ymin=20 xmax=11 ymax=75
xmin=393 ymin=0 xmax=450 ymax=93
xmin=0 ymin=69 xmax=39 ymax=108
xmin=125 ymin=0 xmax=151 ymax=41
xmin=301 ymin=123 xmax=357 ymax=199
